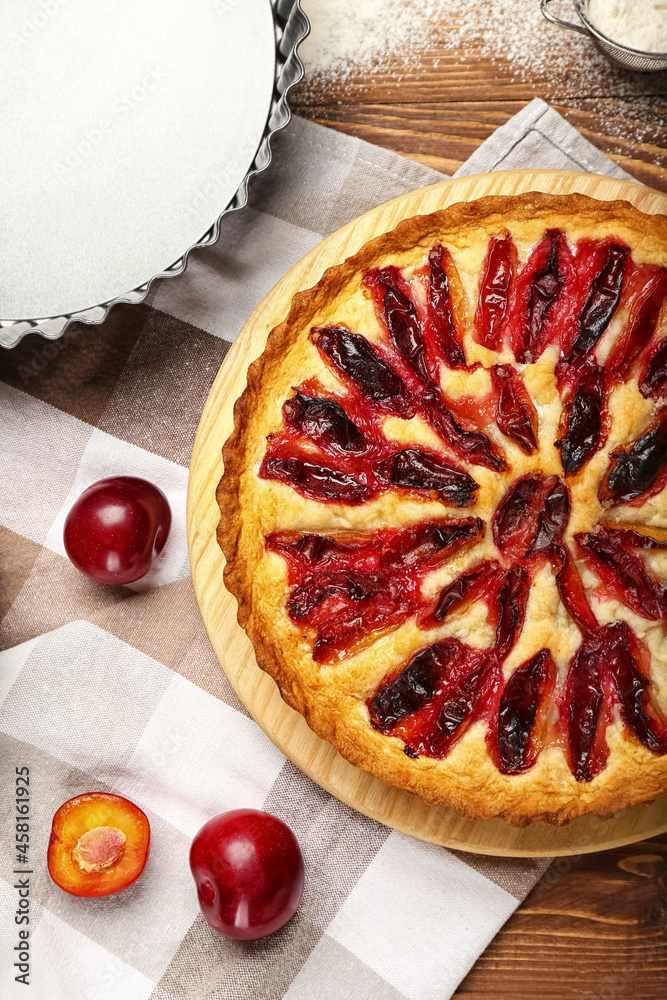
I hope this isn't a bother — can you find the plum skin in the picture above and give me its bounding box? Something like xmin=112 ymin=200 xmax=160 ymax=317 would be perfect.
xmin=63 ymin=476 xmax=171 ymax=585
xmin=189 ymin=810 xmax=305 ymax=940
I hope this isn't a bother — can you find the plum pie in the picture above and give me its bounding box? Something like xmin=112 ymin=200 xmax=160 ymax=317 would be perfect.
xmin=218 ymin=192 xmax=667 ymax=825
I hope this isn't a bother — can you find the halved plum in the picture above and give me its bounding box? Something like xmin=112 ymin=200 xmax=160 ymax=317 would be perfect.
xmin=47 ymin=793 xmax=149 ymax=897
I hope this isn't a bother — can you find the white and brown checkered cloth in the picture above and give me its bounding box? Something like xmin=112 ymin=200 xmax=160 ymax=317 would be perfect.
xmin=0 ymin=100 xmax=635 ymax=1000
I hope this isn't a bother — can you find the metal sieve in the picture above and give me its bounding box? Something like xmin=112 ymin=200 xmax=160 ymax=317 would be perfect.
xmin=541 ymin=0 xmax=667 ymax=71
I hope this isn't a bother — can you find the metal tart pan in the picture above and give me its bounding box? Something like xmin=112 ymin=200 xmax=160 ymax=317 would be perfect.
xmin=0 ymin=0 xmax=309 ymax=349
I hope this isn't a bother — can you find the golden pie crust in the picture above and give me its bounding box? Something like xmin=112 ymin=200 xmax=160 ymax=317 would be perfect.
xmin=218 ymin=192 xmax=667 ymax=826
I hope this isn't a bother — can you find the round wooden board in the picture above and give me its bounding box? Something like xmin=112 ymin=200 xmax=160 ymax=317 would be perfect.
xmin=187 ymin=168 xmax=667 ymax=857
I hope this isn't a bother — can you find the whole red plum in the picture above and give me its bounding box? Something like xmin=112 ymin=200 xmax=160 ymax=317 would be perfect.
xmin=63 ymin=476 xmax=171 ymax=584
xmin=189 ymin=809 xmax=305 ymax=940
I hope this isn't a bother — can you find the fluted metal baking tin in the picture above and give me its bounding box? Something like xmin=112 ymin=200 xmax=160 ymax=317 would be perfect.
xmin=0 ymin=0 xmax=309 ymax=349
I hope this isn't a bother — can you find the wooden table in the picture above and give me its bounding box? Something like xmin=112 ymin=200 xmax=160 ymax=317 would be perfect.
xmin=291 ymin=10 xmax=667 ymax=996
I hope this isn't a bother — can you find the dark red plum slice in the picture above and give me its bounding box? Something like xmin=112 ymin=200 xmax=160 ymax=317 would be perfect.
xmin=492 ymin=475 xmax=541 ymax=557
xmin=371 ymin=266 xmax=430 ymax=383
xmin=267 ymin=532 xmax=362 ymax=567
xmin=368 ymin=639 xmax=461 ymax=731
xmin=492 ymin=364 xmax=538 ymax=455
xmin=422 ymin=656 xmax=493 ymax=758
xmin=526 ymin=478 xmax=571 ymax=556
xmin=606 ymin=266 xmax=667 ymax=381
xmin=493 ymin=566 xmax=530 ymax=661
xmin=575 ymin=527 xmax=665 ymax=620
xmin=605 ymin=621 xmax=667 ymax=753
xmin=381 ymin=448 xmax=479 ymax=507
xmin=312 ymin=595 xmax=410 ymax=664
xmin=552 ymin=544 xmax=599 ymax=636
xmin=597 ymin=525 xmax=667 ymax=551
xmin=640 ymin=336 xmax=667 ymax=399
xmin=497 ymin=649 xmax=553 ymax=775
xmin=283 ymin=392 xmax=367 ymax=455
xmin=312 ymin=326 xmax=413 ymax=418
xmin=380 ymin=518 xmax=484 ymax=571
xmin=493 ymin=474 xmax=570 ymax=560
xmin=514 ymin=230 xmax=567 ymax=364
xmin=260 ymin=456 xmax=374 ymax=505
xmin=474 ymin=235 xmax=516 ymax=351
xmin=424 ymin=560 xmax=504 ymax=626
xmin=427 ymin=245 xmax=466 ymax=368
xmin=566 ymin=243 xmax=628 ymax=364
xmin=288 ymin=569 xmax=387 ymax=620
xmin=557 ymin=362 xmax=607 ymax=476
xmin=423 ymin=398 xmax=508 ymax=472
xmin=599 ymin=409 xmax=667 ymax=507
xmin=565 ymin=639 xmax=605 ymax=782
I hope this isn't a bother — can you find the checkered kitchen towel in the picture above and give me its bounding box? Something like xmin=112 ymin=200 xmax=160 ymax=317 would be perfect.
xmin=0 ymin=99 xmax=635 ymax=1000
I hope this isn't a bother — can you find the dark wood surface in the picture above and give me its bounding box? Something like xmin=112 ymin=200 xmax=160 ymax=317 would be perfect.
xmin=291 ymin=8 xmax=667 ymax=996
xmin=456 ymin=838 xmax=667 ymax=998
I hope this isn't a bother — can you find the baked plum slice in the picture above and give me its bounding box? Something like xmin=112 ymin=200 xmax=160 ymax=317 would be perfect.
xmin=312 ymin=326 xmax=414 ymax=418
xmin=369 ymin=265 xmax=431 ymax=383
xmin=565 ymin=243 xmax=628 ymax=364
xmin=552 ymin=543 xmax=600 ymax=635
xmin=267 ymin=519 xmax=484 ymax=662
xmin=640 ymin=336 xmax=667 ymax=399
xmin=369 ymin=639 xmax=494 ymax=759
xmin=599 ymin=408 xmax=667 ymax=507
xmin=379 ymin=518 xmax=485 ymax=570
xmin=421 ymin=398 xmax=508 ymax=472
xmin=422 ymin=559 xmax=504 ymax=627
xmin=527 ymin=478 xmax=571 ymax=556
xmin=605 ymin=621 xmax=667 ymax=754
xmin=556 ymin=361 xmax=608 ymax=477
xmin=474 ymin=234 xmax=517 ymax=351
xmin=522 ymin=231 xmax=565 ymax=361
xmin=283 ymin=392 xmax=367 ymax=454
xmin=379 ymin=448 xmax=479 ymax=507
xmin=421 ymin=655 xmax=494 ymax=758
xmin=607 ymin=265 xmax=667 ymax=381
xmin=491 ymin=364 xmax=538 ymax=455
xmin=260 ymin=455 xmax=375 ymax=505
xmin=564 ymin=638 xmax=607 ymax=782
xmin=575 ymin=526 xmax=665 ymax=621
xmin=426 ymin=244 xmax=467 ymax=368
xmin=493 ymin=475 xmax=541 ymax=557
xmin=495 ymin=649 xmax=555 ymax=775
xmin=493 ymin=566 xmax=530 ymax=660
xmin=368 ymin=639 xmax=461 ymax=731
xmin=492 ymin=475 xmax=570 ymax=560
xmin=598 ymin=524 xmax=667 ymax=551
xmin=507 ymin=229 xmax=571 ymax=363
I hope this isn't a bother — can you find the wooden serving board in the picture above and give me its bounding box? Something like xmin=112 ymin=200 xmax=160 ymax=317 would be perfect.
xmin=187 ymin=169 xmax=667 ymax=857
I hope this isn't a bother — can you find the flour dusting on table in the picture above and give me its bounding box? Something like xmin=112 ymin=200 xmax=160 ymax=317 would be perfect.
xmin=299 ymin=0 xmax=660 ymax=97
